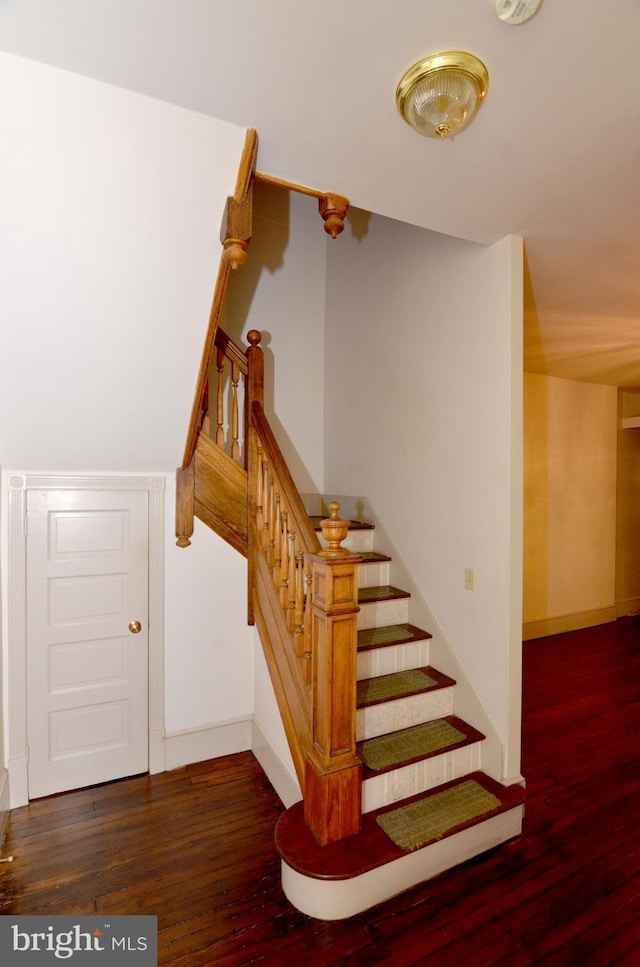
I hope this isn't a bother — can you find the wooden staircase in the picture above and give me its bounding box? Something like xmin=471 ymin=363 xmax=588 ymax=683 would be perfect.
xmin=275 ymin=517 xmax=525 ymax=919
xmin=176 ymin=132 xmax=524 ymax=921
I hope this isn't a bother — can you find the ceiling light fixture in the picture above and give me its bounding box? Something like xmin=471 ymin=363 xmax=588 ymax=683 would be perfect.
xmin=396 ymin=51 xmax=489 ymax=140
xmin=490 ymin=0 xmax=543 ymax=25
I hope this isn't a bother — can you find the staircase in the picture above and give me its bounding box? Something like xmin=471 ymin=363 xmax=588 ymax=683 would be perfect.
xmin=275 ymin=518 xmax=525 ymax=920
xmin=176 ymin=136 xmax=524 ymax=922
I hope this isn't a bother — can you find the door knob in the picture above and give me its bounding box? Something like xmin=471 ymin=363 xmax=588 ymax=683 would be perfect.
xmin=128 ymin=620 xmax=142 ymax=634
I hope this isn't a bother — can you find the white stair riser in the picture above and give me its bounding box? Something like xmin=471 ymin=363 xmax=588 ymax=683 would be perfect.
xmin=362 ymin=741 xmax=484 ymax=813
xmin=357 ymin=639 xmax=430 ymax=680
xmin=358 ymin=598 xmax=409 ymax=630
xmin=357 ymin=562 xmax=390 ymax=588
xmin=281 ymin=806 xmax=524 ymax=920
xmin=357 ymin=686 xmax=454 ymax=741
xmin=320 ymin=530 xmax=375 ymax=554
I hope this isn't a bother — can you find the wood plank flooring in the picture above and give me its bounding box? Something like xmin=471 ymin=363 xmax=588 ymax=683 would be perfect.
xmin=1 ymin=617 xmax=639 ymax=965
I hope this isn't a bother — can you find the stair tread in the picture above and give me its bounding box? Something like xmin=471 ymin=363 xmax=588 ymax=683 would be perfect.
xmin=358 ymin=715 xmax=485 ymax=778
xmin=358 ymin=585 xmax=410 ymax=604
xmin=275 ymin=771 xmax=525 ymax=881
xmin=358 ymin=622 xmax=432 ymax=652
xmin=357 ymin=666 xmax=455 ymax=709
xmin=357 ymin=551 xmax=392 ymax=564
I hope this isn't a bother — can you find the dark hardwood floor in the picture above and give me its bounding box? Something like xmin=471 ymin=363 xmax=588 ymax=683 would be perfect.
xmin=1 ymin=617 xmax=639 ymax=965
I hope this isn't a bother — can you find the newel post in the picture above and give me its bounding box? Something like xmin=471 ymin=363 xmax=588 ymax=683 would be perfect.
xmin=246 ymin=330 xmax=264 ymax=626
xmin=304 ymin=503 xmax=362 ymax=845
xmin=175 ymin=461 xmax=195 ymax=548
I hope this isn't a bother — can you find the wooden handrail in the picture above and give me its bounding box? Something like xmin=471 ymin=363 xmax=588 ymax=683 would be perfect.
xmin=250 ymin=401 xmax=320 ymax=556
xmin=248 ymin=395 xmax=362 ymax=845
xmin=254 ymin=171 xmax=348 ymax=239
xmin=181 ymin=128 xmax=258 ymax=471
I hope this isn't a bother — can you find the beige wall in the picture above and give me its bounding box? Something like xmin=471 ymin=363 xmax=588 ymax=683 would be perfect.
xmin=523 ymin=373 xmax=618 ymax=638
xmin=615 ymin=391 xmax=640 ymax=614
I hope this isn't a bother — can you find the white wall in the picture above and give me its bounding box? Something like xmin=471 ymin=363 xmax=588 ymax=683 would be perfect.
xmin=0 ymin=52 xmax=245 ymax=470
xmin=523 ymin=373 xmax=618 ymax=637
xmin=0 ymin=53 xmax=256 ymax=778
xmin=221 ymin=182 xmax=327 ymax=490
xmin=221 ymin=181 xmax=327 ymax=789
xmin=324 ymin=212 xmax=523 ymax=773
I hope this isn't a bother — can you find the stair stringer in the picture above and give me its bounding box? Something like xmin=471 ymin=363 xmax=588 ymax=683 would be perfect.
xmin=194 ymin=433 xmax=248 ymax=556
xmin=251 ymin=548 xmax=312 ymax=792
xmin=307 ymin=494 xmax=522 ymax=789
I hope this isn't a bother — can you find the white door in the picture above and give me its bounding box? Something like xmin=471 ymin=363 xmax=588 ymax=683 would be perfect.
xmin=26 ymin=489 xmax=149 ymax=799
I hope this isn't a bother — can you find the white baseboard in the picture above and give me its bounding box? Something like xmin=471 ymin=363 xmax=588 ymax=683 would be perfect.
xmin=523 ymin=606 xmax=617 ymax=641
xmin=8 ymin=757 xmax=28 ymax=809
xmin=0 ymin=769 xmax=10 ymax=848
xmin=164 ymin=716 xmax=252 ymax=771
xmin=251 ymin=720 xmax=301 ymax=808
xmin=149 ymin=728 xmax=166 ymax=775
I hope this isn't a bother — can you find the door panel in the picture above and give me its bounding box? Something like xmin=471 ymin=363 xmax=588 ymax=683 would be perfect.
xmin=26 ymin=490 xmax=149 ymax=799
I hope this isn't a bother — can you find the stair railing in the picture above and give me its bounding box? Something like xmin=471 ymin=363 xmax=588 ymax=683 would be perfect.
xmin=175 ymin=127 xmax=361 ymax=844
xmin=178 ymin=323 xmax=362 ymax=844
xmin=244 ymin=334 xmax=363 ymax=845
xmin=181 ymin=128 xmax=258 ymax=475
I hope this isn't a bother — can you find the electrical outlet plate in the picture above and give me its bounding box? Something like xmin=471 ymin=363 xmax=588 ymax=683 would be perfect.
xmin=464 ymin=568 xmax=476 ymax=591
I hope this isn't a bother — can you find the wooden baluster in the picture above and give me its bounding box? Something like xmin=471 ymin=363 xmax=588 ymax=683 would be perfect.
xmin=287 ymin=532 xmax=298 ymax=632
xmin=304 ymin=502 xmax=363 ymax=846
xmin=246 ymin=330 xmax=264 ymax=626
xmin=280 ymin=511 xmax=290 ymax=609
xmin=255 ymin=443 xmax=264 ymax=532
xmin=272 ymin=493 xmax=282 ymax=576
xmin=201 ymin=379 xmax=210 ymax=437
xmin=268 ymin=483 xmax=278 ymax=569
xmin=216 ymin=345 xmax=226 ymax=449
xmin=303 ymin=564 xmax=313 ymax=686
xmin=231 ymin=361 xmax=240 ymax=463
xmin=263 ymin=470 xmax=273 ymax=553
xmin=294 ymin=551 xmax=305 ymax=650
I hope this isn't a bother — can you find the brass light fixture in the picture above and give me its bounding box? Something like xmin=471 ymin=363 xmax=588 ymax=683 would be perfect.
xmin=396 ymin=51 xmax=489 ymax=139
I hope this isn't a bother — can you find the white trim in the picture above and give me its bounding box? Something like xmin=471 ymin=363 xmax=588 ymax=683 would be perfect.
xmin=5 ymin=472 xmax=165 ymax=806
xmin=148 ymin=485 xmax=166 ymax=775
xmin=164 ymin=716 xmax=252 ymax=771
xmin=0 ymin=769 xmax=10 ymax=848
xmin=251 ymin=720 xmax=301 ymax=808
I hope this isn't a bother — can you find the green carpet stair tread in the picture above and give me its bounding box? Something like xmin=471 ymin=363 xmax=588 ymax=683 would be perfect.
xmin=275 ymin=772 xmax=526 ymax=881
xmin=358 ymin=623 xmax=432 ymax=652
xmin=358 ymin=715 xmax=486 ymax=776
xmin=376 ymin=778 xmax=502 ymax=851
xmin=357 ymin=666 xmax=456 ymax=708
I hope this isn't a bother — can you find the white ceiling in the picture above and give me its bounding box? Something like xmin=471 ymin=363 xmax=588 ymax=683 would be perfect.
xmin=3 ymin=0 xmax=640 ymax=389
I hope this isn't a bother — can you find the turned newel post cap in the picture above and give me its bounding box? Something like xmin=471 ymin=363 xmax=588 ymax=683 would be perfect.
xmin=247 ymin=330 xmax=262 ymax=348
xmin=319 ymin=501 xmax=350 ymax=557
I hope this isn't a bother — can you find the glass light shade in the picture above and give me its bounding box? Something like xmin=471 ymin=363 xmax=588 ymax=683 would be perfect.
xmin=396 ymin=52 xmax=489 ymax=139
